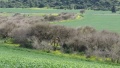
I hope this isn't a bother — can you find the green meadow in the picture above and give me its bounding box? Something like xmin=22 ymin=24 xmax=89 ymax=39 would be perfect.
xmin=55 ymin=10 xmax=120 ymax=33
xmin=0 ymin=42 xmax=120 ymax=68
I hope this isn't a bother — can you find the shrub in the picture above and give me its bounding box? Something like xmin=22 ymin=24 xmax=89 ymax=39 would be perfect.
xmin=61 ymin=42 xmax=74 ymax=53
xmin=84 ymin=30 xmax=120 ymax=60
xmin=44 ymin=12 xmax=77 ymax=21
xmin=109 ymin=42 xmax=120 ymax=63
xmin=1 ymin=14 xmax=120 ymax=63
xmin=44 ymin=15 xmax=57 ymax=21
xmin=31 ymin=36 xmax=53 ymax=51
xmin=0 ymin=22 xmax=16 ymax=38
xmin=77 ymin=26 xmax=96 ymax=35
xmin=9 ymin=25 xmax=32 ymax=48
xmin=50 ymin=25 xmax=76 ymax=41
xmin=65 ymin=37 xmax=87 ymax=52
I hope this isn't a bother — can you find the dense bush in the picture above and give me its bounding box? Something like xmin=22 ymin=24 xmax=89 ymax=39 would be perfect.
xmin=62 ymin=26 xmax=120 ymax=63
xmin=44 ymin=12 xmax=76 ymax=21
xmin=1 ymin=15 xmax=120 ymax=63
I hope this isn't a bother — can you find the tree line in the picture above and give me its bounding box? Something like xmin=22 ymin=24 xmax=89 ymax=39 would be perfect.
xmin=0 ymin=0 xmax=120 ymax=10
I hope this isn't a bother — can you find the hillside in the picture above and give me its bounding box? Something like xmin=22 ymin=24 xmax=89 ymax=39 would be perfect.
xmin=0 ymin=43 xmax=120 ymax=68
xmin=0 ymin=0 xmax=120 ymax=10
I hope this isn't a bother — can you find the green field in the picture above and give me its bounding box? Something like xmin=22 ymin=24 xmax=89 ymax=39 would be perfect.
xmin=55 ymin=10 xmax=120 ymax=33
xmin=0 ymin=8 xmax=120 ymax=33
xmin=0 ymin=43 xmax=120 ymax=68
xmin=0 ymin=8 xmax=79 ymax=13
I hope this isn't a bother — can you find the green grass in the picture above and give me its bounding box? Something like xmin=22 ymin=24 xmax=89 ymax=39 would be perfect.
xmin=55 ymin=10 xmax=120 ymax=33
xmin=0 ymin=42 xmax=120 ymax=68
xmin=0 ymin=8 xmax=80 ymax=16
xmin=0 ymin=8 xmax=79 ymax=13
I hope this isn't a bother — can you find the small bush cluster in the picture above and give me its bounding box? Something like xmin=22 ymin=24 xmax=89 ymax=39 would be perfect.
xmin=0 ymin=14 xmax=120 ymax=63
xmin=44 ymin=12 xmax=77 ymax=21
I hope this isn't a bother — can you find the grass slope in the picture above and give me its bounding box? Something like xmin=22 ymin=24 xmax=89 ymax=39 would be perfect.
xmin=0 ymin=43 xmax=120 ymax=68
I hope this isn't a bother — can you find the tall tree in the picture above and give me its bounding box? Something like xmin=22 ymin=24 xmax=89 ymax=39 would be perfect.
xmin=111 ymin=5 xmax=116 ymax=13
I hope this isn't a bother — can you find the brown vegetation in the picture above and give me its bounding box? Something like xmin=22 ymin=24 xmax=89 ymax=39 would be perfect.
xmin=0 ymin=14 xmax=120 ymax=63
xmin=44 ymin=12 xmax=77 ymax=21
xmin=80 ymin=9 xmax=85 ymax=14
